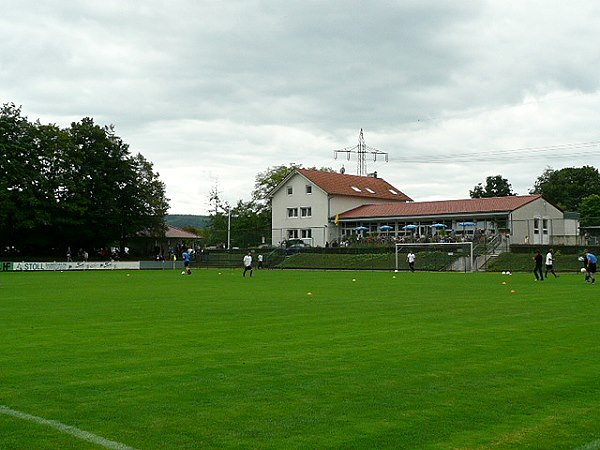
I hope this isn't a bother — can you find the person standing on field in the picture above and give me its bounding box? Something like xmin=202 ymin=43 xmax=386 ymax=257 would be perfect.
xmin=257 ymin=254 xmax=264 ymax=269
xmin=182 ymin=250 xmax=192 ymax=275
xmin=243 ymin=252 xmax=253 ymax=277
xmin=407 ymin=251 xmax=416 ymax=272
xmin=584 ymin=249 xmax=597 ymax=284
xmin=533 ymin=249 xmax=544 ymax=281
xmin=545 ymin=249 xmax=558 ymax=278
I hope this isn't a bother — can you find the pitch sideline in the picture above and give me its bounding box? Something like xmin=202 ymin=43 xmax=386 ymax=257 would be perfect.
xmin=575 ymin=440 xmax=600 ymax=450
xmin=0 ymin=405 xmax=137 ymax=450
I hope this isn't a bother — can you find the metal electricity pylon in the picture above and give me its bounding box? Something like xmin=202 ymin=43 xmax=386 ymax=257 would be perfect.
xmin=333 ymin=129 xmax=388 ymax=176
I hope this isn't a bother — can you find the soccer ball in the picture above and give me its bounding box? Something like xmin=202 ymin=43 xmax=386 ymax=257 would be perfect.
xmin=581 ymin=267 xmax=587 ymax=273
xmin=578 ymin=256 xmax=585 ymax=262
xmin=181 ymin=271 xmax=186 ymax=275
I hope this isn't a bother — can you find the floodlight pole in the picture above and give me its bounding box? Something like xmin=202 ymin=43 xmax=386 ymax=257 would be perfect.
xmin=227 ymin=208 xmax=231 ymax=250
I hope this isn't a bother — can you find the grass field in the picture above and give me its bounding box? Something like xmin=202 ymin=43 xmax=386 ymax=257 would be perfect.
xmin=1 ymin=268 xmax=600 ymax=449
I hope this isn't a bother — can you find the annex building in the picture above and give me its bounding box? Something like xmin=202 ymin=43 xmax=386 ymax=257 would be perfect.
xmin=269 ymin=169 xmax=580 ymax=247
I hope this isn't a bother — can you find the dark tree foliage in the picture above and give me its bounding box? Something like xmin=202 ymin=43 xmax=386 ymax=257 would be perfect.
xmin=0 ymin=104 xmax=169 ymax=255
xmin=530 ymin=166 xmax=600 ymax=211
xmin=579 ymin=194 xmax=600 ymax=227
xmin=470 ymin=175 xmax=515 ymax=198
xmin=230 ymin=199 xmax=271 ymax=248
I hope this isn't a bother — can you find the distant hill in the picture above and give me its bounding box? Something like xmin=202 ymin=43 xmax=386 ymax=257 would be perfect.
xmin=166 ymin=215 xmax=211 ymax=229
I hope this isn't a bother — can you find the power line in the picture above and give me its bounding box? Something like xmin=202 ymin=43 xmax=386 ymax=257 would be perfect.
xmin=394 ymin=140 xmax=600 ymax=164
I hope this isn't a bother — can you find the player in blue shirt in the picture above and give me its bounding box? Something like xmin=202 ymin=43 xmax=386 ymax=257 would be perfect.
xmin=584 ymin=249 xmax=596 ymax=284
xmin=182 ymin=250 xmax=192 ymax=275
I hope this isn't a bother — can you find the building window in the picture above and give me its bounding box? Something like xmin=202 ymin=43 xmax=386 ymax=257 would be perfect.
xmin=301 ymin=229 xmax=312 ymax=239
xmin=351 ymin=186 xmax=362 ymax=192
xmin=388 ymin=189 xmax=398 ymax=195
xmin=365 ymin=187 xmax=375 ymax=193
xmin=306 ymin=185 xmax=312 ymax=194
xmin=287 ymin=186 xmax=293 ymax=195
xmin=287 ymin=208 xmax=298 ymax=218
xmin=288 ymin=229 xmax=299 ymax=239
xmin=300 ymin=207 xmax=312 ymax=218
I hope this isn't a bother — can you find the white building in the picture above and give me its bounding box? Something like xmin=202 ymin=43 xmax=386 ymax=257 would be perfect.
xmin=270 ymin=169 xmax=580 ymax=247
xmin=338 ymin=195 xmax=579 ymax=246
xmin=269 ymin=169 xmax=412 ymax=247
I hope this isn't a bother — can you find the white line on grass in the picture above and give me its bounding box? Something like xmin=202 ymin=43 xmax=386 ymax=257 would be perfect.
xmin=575 ymin=440 xmax=600 ymax=450
xmin=0 ymin=405 xmax=137 ymax=450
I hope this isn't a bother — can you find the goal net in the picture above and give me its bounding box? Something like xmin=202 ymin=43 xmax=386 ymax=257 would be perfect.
xmin=395 ymin=242 xmax=474 ymax=272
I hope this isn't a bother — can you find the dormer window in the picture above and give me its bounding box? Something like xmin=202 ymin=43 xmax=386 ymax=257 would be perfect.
xmin=287 ymin=186 xmax=293 ymax=195
xmin=351 ymin=186 xmax=362 ymax=192
xmin=365 ymin=188 xmax=375 ymax=194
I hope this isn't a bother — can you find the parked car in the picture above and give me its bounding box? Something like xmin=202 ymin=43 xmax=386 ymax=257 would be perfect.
xmin=286 ymin=239 xmax=311 ymax=248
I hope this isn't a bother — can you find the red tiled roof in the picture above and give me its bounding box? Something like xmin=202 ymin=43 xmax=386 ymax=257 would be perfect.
xmin=297 ymin=168 xmax=412 ymax=202
xmin=338 ymin=195 xmax=544 ymax=219
xmin=165 ymin=226 xmax=202 ymax=239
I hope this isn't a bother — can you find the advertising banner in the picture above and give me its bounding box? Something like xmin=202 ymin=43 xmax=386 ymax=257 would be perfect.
xmin=11 ymin=261 xmax=141 ymax=271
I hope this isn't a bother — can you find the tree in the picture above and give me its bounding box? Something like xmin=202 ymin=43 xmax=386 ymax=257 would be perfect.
xmin=229 ymin=199 xmax=271 ymax=248
xmin=470 ymin=175 xmax=515 ymax=198
xmin=208 ymin=181 xmax=226 ymax=216
xmin=579 ymin=195 xmax=600 ymax=227
xmin=117 ymin=153 xmax=169 ymax=251
xmin=0 ymin=104 xmax=170 ymax=255
xmin=0 ymin=104 xmax=44 ymax=251
xmin=531 ymin=166 xmax=600 ymax=211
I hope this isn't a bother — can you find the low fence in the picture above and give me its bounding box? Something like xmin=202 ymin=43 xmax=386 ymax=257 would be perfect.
xmin=5 ymin=243 xmax=597 ymax=273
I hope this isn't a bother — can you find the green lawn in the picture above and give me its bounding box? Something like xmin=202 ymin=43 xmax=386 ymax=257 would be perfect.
xmin=1 ymin=269 xmax=599 ymax=449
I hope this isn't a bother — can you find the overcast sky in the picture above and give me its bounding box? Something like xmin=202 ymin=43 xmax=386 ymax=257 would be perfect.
xmin=2 ymin=1 xmax=600 ymax=214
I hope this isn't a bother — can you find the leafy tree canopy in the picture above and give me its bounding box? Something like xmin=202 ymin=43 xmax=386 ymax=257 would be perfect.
xmin=530 ymin=166 xmax=600 ymax=211
xmin=579 ymin=194 xmax=600 ymax=227
xmin=0 ymin=103 xmax=169 ymax=255
xmin=470 ymin=175 xmax=515 ymax=198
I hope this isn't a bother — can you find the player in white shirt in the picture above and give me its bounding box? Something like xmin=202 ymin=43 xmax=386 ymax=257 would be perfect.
xmin=243 ymin=252 xmax=253 ymax=277
xmin=407 ymin=251 xmax=416 ymax=272
xmin=544 ymin=249 xmax=558 ymax=279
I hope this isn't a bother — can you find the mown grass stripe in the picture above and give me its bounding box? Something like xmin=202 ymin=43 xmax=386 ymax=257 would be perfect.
xmin=0 ymin=405 xmax=136 ymax=450
xmin=575 ymin=439 xmax=600 ymax=450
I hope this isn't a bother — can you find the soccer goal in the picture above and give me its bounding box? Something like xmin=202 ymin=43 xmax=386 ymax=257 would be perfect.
xmin=395 ymin=242 xmax=475 ymax=272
